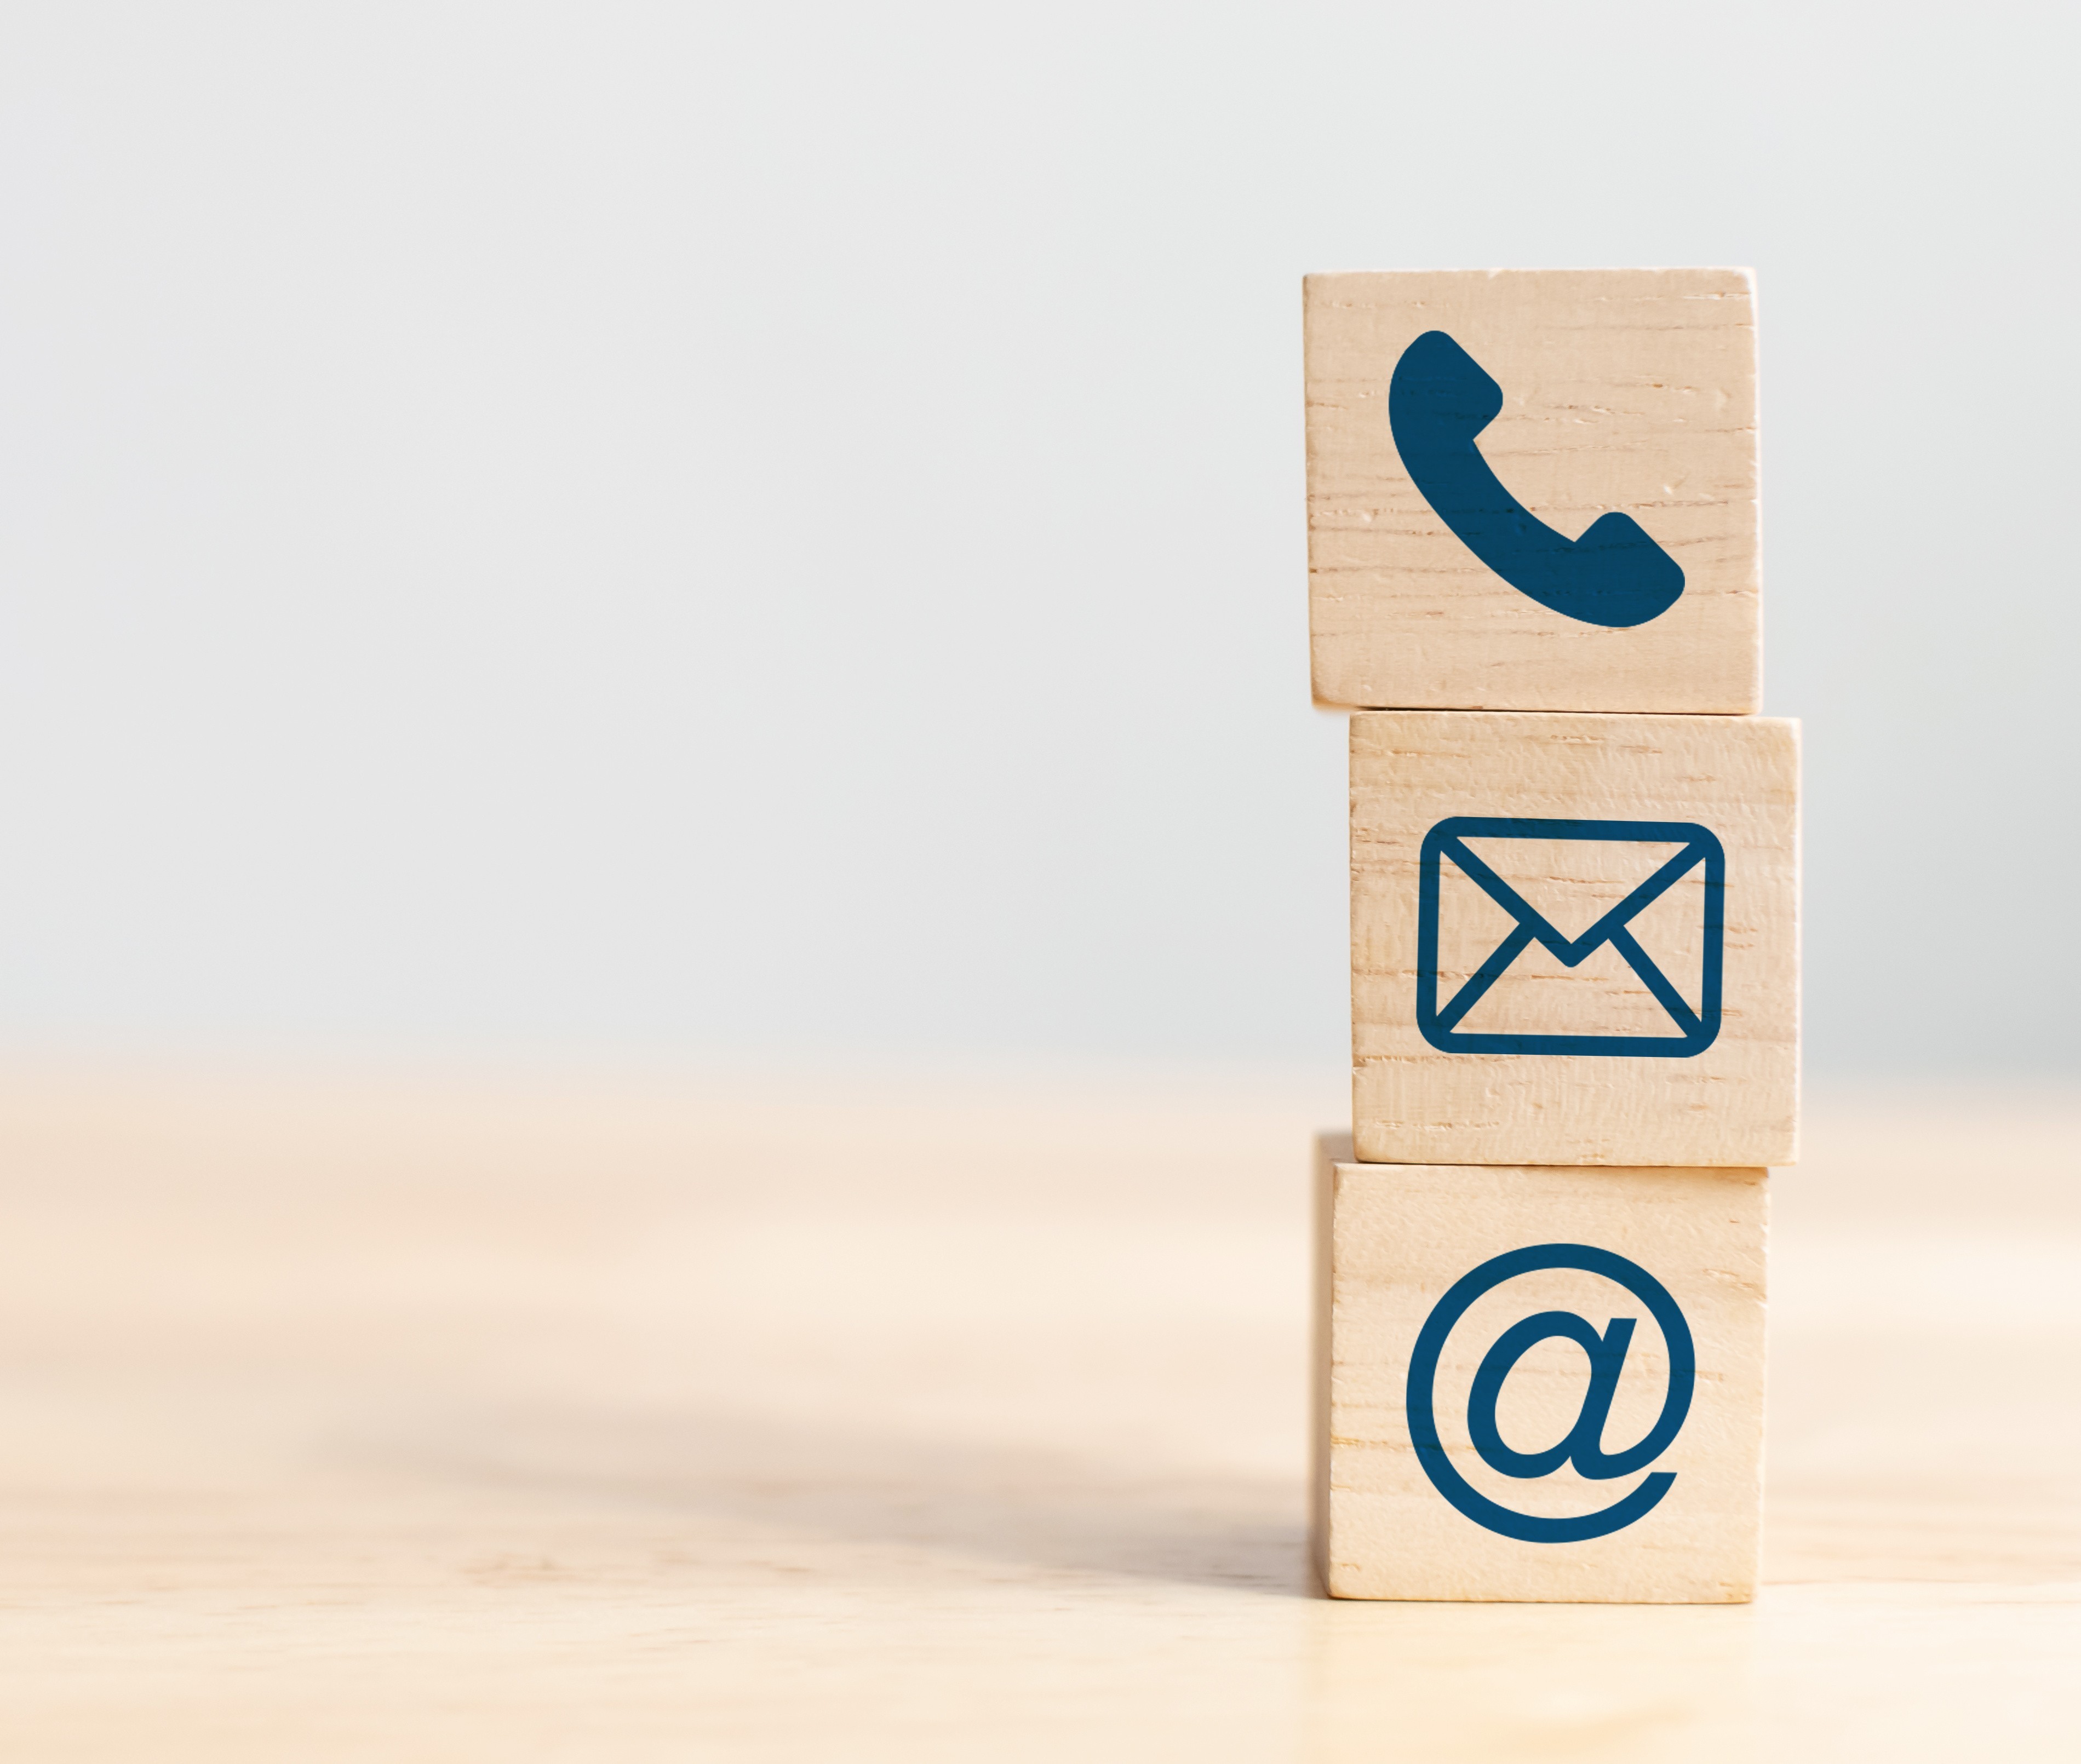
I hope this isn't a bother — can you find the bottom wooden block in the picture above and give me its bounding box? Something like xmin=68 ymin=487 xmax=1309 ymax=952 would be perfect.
xmin=1312 ymin=1136 xmax=1766 ymax=1603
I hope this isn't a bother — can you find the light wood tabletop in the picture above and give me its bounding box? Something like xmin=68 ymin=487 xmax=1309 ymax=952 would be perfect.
xmin=0 ymin=1061 xmax=2072 ymax=1760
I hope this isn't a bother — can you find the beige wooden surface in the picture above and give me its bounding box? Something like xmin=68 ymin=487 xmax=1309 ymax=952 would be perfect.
xmin=1351 ymin=710 xmax=1798 ymax=1167
xmin=0 ymin=1061 xmax=2072 ymax=1760
xmin=1314 ymin=1151 xmax=1766 ymax=1603
xmin=1305 ymin=267 xmax=1760 ymax=714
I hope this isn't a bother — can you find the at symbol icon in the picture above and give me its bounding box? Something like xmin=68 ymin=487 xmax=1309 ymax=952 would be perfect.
xmin=1404 ymin=1244 xmax=1696 ymax=1543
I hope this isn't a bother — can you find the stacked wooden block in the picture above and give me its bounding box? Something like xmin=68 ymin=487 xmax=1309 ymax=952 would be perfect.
xmin=1305 ymin=269 xmax=1797 ymax=1604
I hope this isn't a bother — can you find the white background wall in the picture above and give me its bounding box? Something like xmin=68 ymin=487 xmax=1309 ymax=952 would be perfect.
xmin=0 ymin=2 xmax=2072 ymax=1075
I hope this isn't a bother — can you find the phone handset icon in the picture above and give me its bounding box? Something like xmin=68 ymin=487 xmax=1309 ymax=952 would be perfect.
xmin=1388 ymin=330 xmax=1685 ymax=629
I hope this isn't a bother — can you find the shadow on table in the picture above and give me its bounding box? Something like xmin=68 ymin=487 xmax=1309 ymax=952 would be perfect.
xmin=394 ymin=1396 xmax=1318 ymax=1598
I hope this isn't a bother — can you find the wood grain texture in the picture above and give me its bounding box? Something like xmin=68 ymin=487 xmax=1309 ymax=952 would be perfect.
xmin=1312 ymin=1141 xmax=1766 ymax=1604
xmin=1351 ymin=710 xmax=1798 ymax=1167
xmin=0 ymin=1065 xmax=2072 ymax=1760
xmin=1306 ymin=268 xmax=1759 ymax=713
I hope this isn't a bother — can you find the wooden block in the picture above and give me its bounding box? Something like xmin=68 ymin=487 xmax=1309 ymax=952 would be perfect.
xmin=1311 ymin=1135 xmax=1767 ymax=1602
xmin=1306 ymin=268 xmax=1759 ymax=713
xmin=1351 ymin=709 xmax=1798 ymax=1167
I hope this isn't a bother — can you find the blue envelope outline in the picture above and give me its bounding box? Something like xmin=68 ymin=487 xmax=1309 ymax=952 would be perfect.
xmin=1416 ymin=817 xmax=1724 ymax=1058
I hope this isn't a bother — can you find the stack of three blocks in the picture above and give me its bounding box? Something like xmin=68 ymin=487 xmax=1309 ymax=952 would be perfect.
xmin=1305 ymin=270 xmax=1797 ymax=1604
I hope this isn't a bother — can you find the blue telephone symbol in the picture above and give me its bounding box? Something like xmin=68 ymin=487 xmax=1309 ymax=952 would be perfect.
xmin=1389 ymin=330 xmax=1685 ymax=629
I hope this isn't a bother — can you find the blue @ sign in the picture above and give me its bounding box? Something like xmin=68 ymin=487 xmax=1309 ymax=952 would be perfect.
xmin=1404 ymin=1244 xmax=1695 ymax=1543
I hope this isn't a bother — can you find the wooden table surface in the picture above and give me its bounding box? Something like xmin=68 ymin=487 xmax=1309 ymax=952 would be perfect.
xmin=0 ymin=1061 xmax=2072 ymax=1760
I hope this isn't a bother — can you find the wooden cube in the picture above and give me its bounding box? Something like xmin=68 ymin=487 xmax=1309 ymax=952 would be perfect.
xmin=1306 ymin=268 xmax=1759 ymax=714
xmin=1351 ymin=709 xmax=1798 ymax=1168
xmin=1311 ymin=1136 xmax=1767 ymax=1602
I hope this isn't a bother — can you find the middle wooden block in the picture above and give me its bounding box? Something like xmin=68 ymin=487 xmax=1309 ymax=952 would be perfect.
xmin=1351 ymin=709 xmax=1798 ymax=1168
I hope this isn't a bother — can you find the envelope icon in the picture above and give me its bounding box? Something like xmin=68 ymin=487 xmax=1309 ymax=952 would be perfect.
xmin=1416 ymin=817 xmax=1724 ymax=1057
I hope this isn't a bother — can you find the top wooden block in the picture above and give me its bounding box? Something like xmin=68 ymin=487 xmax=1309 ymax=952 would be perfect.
xmin=1306 ymin=269 xmax=1760 ymax=713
